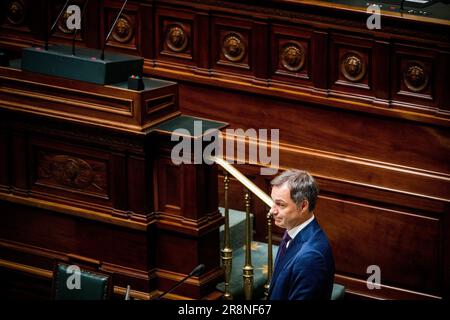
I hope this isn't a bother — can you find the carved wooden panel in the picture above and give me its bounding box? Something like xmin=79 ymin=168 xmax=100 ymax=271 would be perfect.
xmin=103 ymin=0 xmax=139 ymax=53
xmin=271 ymin=24 xmax=312 ymax=86
xmin=51 ymin=0 xmax=86 ymax=42
xmin=36 ymin=152 xmax=107 ymax=196
xmin=212 ymin=16 xmax=253 ymax=75
xmin=156 ymin=158 xmax=181 ymax=216
xmin=392 ymin=43 xmax=438 ymax=111
xmin=1 ymin=0 xmax=30 ymax=32
xmin=330 ymin=34 xmax=373 ymax=94
xmin=156 ymin=7 xmax=195 ymax=64
xmin=30 ymin=137 xmax=112 ymax=206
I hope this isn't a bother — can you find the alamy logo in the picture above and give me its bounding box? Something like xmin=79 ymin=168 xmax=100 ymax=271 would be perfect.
xmin=366 ymin=265 xmax=381 ymax=289
xmin=171 ymin=121 xmax=279 ymax=175
xmin=366 ymin=4 xmax=381 ymax=30
xmin=66 ymin=265 xmax=81 ymax=290
xmin=66 ymin=5 xmax=81 ymax=31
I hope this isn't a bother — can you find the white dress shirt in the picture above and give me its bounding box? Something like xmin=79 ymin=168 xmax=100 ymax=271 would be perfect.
xmin=286 ymin=215 xmax=315 ymax=248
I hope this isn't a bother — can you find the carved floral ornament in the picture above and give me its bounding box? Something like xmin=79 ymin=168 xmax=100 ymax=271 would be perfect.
xmin=58 ymin=9 xmax=75 ymax=34
xmin=404 ymin=61 xmax=428 ymax=92
xmin=222 ymin=32 xmax=246 ymax=62
xmin=281 ymin=42 xmax=305 ymax=72
xmin=112 ymin=14 xmax=134 ymax=43
xmin=165 ymin=24 xmax=188 ymax=53
xmin=340 ymin=51 xmax=366 ymax=82
xmin=38 ymin=154 xmax=99 ymax=190
xmin=7 ymin=0 xmax=25 ymax=25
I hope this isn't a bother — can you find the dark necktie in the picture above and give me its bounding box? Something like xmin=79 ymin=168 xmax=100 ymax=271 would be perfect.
xmin=278 ymin=231 xmax=292 ymax=262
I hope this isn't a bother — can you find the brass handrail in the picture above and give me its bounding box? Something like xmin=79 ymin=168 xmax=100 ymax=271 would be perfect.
xmin=243 ymin=189 xmax=253 ymax=300
xmin=211 ymin=156 xmax=273 ymax=207
xmin=211 ymin=156 xmax=274 ymax=300
xmin=221 ymin=172 xmax=233 ymax=300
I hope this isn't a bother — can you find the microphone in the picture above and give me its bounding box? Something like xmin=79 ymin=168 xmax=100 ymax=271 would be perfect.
xmin=45 ymin=0 xmax=70 ymax=50
xmin=156 ymin=264 xmax=205 ymax=300
xmin=71 ymin=0 xmax=90 ymax=56
xmin=100 ymin=0 xmax=128 ymax=60
xmin=124 ymin=284 xmax=131 ymax=300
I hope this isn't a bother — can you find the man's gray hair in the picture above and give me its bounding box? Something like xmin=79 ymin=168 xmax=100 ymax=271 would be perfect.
xmin=270 ymin=169 xmax=319 ymax=212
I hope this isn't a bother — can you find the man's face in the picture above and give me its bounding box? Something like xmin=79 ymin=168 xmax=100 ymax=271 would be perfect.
xmin=271 ymin=183 xmax=308 ymax=230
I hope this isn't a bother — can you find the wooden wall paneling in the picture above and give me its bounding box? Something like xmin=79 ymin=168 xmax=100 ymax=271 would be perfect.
xmin=85 ymin=0 xmax=101 ymax=49
xmin=28 ymin=135 xmax=113 ymax=210
xmin=103 ymin=0 xmax=140 ymax=54
xmin=30 ymin=0 xmax=48 ymax=42
xmin=156 ymin=157 xmax=182 ymax=217
xmin=373 ymin=38 xmax=390 ymax=105
xmin=178 ymin=82 xmax=450 ymax=176
xmin=10 ymin=126 xmax=29 ymax=196
xmin=0 ymin=0 xmax=38 ymax=49
xmin=127 ymin=149 xmax=153 ymax=221
xmin=156 ymin=156 xmax=222 ymax=233
xmin=111 ymin=149 xmax=128 ymax=218
xmin=155 ymin=6 xmax=195 ymax=66
xmin=437 ymin=49 xmax=450 ymax=114
xmin=252 ymin=19 xmax=269 ymax=84
xmin=139 ymin=1 xmax=155 ymax=59
xmin=0 ymin=203 xmax=155 ymax=296
xmin=211 ymin=15 xmax=253 ymax=77
xmin=0 ymin=119 xmax=9 ymax=192
xmin=49 ymin=0 xmax=89 ymax=47
xmin=317 ymin=195 xmax=442 ymax=296
xmin=330 ymin=32 xmax=374 ymax=97
xmin=311 ymin=29 xmax=329 ymax=91
xmin=194 ymin=10 xmax=210 ymax=73
xmin=444 ymin=210 xmax=450 ymax=299
xmin=0 ymin=202 xmax=147 ymax=270
xmin=391 ymin=43 xmax=438 ymax=112
xmin=155 ymin=228 xmax=221 ymax=299
xmin=218 ymin=173 xmax=246 ymax=211
xmin=251 ymin=174 xmax=274 ymax=243
xmin=270 ymin=23 xmax=313 ymax=88
xmin=0 ymin=267 xmax=52 ymax=300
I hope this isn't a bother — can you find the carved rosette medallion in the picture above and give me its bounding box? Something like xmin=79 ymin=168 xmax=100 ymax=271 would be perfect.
xmin=281 ymin=42 xmax=305 ymax=72
xmin=404 ymin=61 xmax=428 ymax=92
xmin=112 ymin=15 xmax=134 ymax=43
xmin=38 ymin=154 xmax=103 ymax=191
xmin=165 ymin=24 xmax=188 ymax=53
xmin=57 ymin=10 xmax=74 ymax=34
xmin=7 ymin=1 xmax=25 ymax=25
xmin=222 ymin=32 xmax=246 ymax=62
xmin=341 ymin=52 xmax=366 ymax=82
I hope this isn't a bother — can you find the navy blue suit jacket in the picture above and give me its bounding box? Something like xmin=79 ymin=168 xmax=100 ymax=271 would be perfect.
xmin=269 ymin=219 xmax=335 ymax=300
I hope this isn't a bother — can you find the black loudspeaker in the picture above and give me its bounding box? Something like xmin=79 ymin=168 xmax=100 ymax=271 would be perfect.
xmin=128 ymin=75 xmax=145 ymax=91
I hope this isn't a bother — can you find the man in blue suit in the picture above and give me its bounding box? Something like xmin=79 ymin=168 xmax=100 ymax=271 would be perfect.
xmin=268 ymin=169 xmax=335 ymax=300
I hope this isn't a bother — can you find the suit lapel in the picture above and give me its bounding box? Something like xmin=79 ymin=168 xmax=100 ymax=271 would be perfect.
xmin=269 ymin=219 xmax=320 ymax=297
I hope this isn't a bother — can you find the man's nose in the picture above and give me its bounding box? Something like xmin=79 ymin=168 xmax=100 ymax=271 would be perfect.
xmin=270 ymin=206 xmax=277 ymax=216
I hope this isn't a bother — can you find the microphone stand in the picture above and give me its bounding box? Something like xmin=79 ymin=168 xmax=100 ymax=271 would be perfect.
xmin=72 ymin=0 xmax=90 ymax=55
xmin=45 ymin=0 xmax=70 ymax=50
xmin=156 ymin=264 xmax=205 ymax=300
xmin=100 ymin=0 xmax=128 ymax=60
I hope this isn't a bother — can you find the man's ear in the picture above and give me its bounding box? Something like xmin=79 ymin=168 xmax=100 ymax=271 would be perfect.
xmin=300 ymin=199 xmax=309 ymax=213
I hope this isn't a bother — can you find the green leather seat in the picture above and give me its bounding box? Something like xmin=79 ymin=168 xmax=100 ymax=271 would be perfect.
xmin=53 ymin=263 xmax=111 ymax=300
xmin=331 ymin=283 xmax=345 ymax=300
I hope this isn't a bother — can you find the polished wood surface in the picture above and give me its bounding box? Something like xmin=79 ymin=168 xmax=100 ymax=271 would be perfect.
xmin=0 ymin=69 xmax=224 ymax=299
xmin=1 ymin=0 xmax=449 ymax=300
